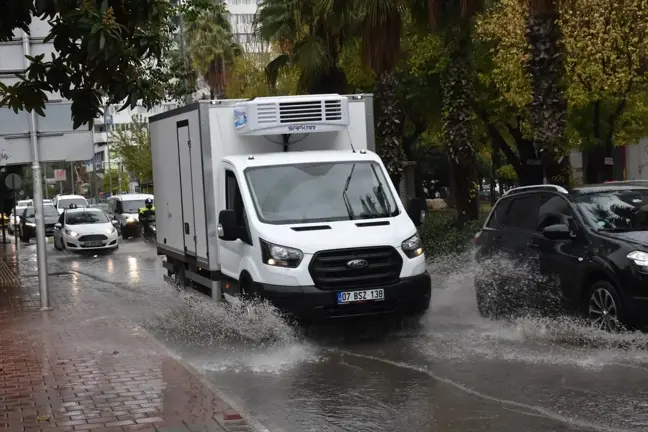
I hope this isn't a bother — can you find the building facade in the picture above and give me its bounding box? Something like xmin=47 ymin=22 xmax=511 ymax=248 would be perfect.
xmin=225 ymin=0 xmax=265 ymax=53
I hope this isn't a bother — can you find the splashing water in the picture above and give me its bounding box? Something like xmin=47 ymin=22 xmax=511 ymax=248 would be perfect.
xmin=418 ymin=251 xmax=648 ymax=367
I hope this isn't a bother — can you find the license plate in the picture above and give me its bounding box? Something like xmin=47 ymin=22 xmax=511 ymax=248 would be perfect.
xmin=84 ymin=241 xmax=103 ymax=247
xmin=337 ymin=289 xmax=385 ymax=304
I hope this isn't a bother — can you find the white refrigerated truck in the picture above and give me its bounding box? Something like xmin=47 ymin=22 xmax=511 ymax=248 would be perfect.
xmin=149 ymin=94 xmax=431 ymax=320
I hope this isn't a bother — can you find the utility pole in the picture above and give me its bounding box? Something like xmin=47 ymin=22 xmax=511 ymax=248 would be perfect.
xmin=105 ymin=108 xmax=113 ymax=196
xmin=22 ymin=30 xmax=51 ymax=311
xmin=117 ymin=163 xmax=122 ymax=195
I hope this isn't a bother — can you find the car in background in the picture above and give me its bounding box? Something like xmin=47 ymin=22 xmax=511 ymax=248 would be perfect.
xmin=90 ymin=203 xmax=111 ymax=213
xmin=19 ymin=205 xmax=60 ymax=242
xmin=17 ymin=199 xmax=33 ymax=207
xmin=8 ymin=206 xmax=28 ymax=234
xmin=107 ymin=194 xmax=154 ymax=239
xmin=53 ymin=195 xmax=88 ymax=214
xmin=53 ymin=207 xmax=119 ymax=252
xmin=43 ymin=199 xmax=53 ymax=206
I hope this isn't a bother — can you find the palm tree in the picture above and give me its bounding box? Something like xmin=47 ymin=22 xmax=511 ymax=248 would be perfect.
xmin=525 ymin=0 xmax=569 ymax=186
xmin=416 ymin=0 xmax=482 ymax=223
xmin=254 ymin=0 xmax=352 ymax=94
xmin=352 ymin=0 xmax=409 ymax=186
xmin=187 ymin=4 xmax=243 ymax=98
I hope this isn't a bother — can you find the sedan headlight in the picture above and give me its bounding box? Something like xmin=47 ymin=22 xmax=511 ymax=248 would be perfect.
xmin=260 ymin=239 xmax=303 ymax=268
xmin=402 ymin=233 xmax=424 ymax=258
xmin=627 ymin=251 xmax=648 ymax=267
xmin=105 ymin=227 xmax=116 ymax=235
xmin=65 ymin=229 xmax=79 ymax=237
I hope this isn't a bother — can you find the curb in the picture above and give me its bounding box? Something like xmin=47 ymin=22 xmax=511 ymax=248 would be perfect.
xmin=136 ymin=325 xmax=272 ymax=432
xmin=66 ymin=269 xmax=272 ymax=432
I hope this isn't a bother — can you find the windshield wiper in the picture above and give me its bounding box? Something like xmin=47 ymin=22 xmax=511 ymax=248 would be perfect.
xmin=342 ymin=164 xmax=356 ymax=220
xmin=370 ymin=164 xmax=391 ymax=216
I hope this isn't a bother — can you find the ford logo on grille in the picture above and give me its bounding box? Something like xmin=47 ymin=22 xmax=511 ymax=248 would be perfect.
xmin=347 ymin=259 xmax=368 ymax=269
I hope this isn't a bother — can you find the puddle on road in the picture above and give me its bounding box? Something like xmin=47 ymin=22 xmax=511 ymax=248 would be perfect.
xmin=68 ymin=244 xmax=648 ymax=373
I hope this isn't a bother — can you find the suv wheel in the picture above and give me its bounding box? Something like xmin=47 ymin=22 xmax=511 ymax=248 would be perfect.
xmin=587 ymin=281 xmax=626 ymax=332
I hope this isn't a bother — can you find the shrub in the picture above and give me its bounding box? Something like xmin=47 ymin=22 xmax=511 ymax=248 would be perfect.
xmin=420 ymin=211 xmax=488 ymax=258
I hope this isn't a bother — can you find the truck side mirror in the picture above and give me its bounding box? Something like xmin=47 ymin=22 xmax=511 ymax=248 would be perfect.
xmin=218 ymin=210 xmax=238 ymax=241
xmin=406 ymin=198 xmax=427 ymax=227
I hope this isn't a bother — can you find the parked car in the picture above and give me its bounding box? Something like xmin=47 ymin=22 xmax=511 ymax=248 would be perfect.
xmin=474 ymin=183 xmax=648 ymax=332
xmin=19 ymin=205 xmax=60 ymax=242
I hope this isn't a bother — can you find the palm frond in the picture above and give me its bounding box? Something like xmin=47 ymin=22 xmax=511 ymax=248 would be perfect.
xmin=265 ymin=53 xmax=292 ymax=88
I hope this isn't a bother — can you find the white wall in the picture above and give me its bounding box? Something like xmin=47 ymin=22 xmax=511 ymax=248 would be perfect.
xmin=625 ymin=138 xmax=648 ymax=180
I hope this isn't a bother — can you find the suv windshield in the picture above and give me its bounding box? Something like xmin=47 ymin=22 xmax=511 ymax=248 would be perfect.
xmin=65 ymin=211 xmax=109 ymax=225
xmin=58 ymin=198 xmax=87 ymax=209
xmin=245 ymin=161 xmax=399 ymax=224
xmin=574 ymin=189 xmax=648 ymax=230
xmin=121 ymin=200 xmax=147 ymax=213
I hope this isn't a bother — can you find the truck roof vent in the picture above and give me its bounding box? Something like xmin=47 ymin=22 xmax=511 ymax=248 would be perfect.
xmin=233 ymin=94 xmax=350 ymax=136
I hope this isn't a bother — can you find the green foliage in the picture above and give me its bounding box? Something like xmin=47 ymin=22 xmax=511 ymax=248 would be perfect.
xmin=0 ymin=0 xmax=209 ymax=128
xmin=186 ymin=2 xmax=241 ymax=97
xmin=111 ymin=115 xmax=152 ymax=185
xmin=225 ymin=54 xmax=298 ymax=99
xmin=496 ymin=164 xmax=517 ymax=182
xmin=102 ymin=170 xmax=129 ymax=196
xmin=419 ymin=211 xmax=487 ymax=258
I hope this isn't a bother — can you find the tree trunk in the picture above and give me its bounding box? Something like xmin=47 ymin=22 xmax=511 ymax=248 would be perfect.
xmin=525 ymin=2 xmax=570 ymax=187
xmin=374 ymin=71 xmax=405 ymax=189
xmin=441 ymin=28 xmax=479 ymax=226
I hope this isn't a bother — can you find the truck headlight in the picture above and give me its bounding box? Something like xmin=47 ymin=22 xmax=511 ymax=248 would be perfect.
xmin=402 ymin=233 xmax=424 ymax=258
xmin=627 ymin=251 xmax=648 ymax=267
xmin=65 ymin=229 xmax=78 ymax=237
xmin=260 ymin=239 xmax=303 ymax=268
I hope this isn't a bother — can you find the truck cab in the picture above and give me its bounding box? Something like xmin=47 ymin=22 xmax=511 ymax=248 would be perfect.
xmin=149 ymin=94 xmax=431 ymax=320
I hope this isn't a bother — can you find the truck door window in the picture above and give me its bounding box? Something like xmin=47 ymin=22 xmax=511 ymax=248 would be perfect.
xmin=225 ymin=170 xmax=251 ymax=245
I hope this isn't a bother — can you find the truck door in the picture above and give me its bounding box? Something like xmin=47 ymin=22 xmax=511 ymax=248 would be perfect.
xmin=218 ymin=168 xmax=253 ymax=280
xmin=176 ymin=120 xmax=196 ymax=255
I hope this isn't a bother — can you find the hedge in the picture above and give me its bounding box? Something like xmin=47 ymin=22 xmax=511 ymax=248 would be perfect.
xmin=420 ymin=210 xmax=489 ymax=258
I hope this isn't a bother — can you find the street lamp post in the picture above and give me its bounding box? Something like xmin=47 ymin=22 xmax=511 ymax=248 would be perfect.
xmin=22 ymin=30 xmax=51 ymax=311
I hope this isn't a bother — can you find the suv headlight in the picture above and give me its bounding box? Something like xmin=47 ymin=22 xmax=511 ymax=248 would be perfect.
xmin=402 ymin=233 xmax=424 ymax=258
xmin=627 ymin=251 xmax=648 ymax=267
xmin=260 ymin=239 xmax=303 ymax=268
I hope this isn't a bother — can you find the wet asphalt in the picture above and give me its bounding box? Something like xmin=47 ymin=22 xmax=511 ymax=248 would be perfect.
xmin=9 ymin=237 xmax=648 ymax=432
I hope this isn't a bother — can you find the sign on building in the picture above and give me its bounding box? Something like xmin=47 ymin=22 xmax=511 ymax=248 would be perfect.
xmin=54 ymin=169 xmax=66 ymax=181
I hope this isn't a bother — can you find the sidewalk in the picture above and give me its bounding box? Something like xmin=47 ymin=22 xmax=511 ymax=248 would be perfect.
xmin=0 ymin=249 xmax=259 ymax=432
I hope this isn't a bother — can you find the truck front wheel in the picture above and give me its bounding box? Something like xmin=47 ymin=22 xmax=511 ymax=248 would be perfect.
xmin=239 ymin=273 xmax=260 ymax=300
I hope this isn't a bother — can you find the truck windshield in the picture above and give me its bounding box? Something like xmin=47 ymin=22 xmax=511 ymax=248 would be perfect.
xmin=245 ymin=161 xmax=399 ymax=224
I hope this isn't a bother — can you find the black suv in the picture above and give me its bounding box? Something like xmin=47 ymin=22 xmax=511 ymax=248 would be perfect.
xmin=474 ymin=182 xmax=648 ymax=332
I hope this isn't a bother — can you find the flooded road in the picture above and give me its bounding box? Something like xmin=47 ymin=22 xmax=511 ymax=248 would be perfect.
xmin=11 ymin=238 xmax=648 ymax=431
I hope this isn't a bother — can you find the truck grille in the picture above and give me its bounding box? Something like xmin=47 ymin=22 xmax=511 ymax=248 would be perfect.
xmin=309 ymin=246 xmax=402 ymax=290
xmin=78 ymin=234 xmax=107 ymax=242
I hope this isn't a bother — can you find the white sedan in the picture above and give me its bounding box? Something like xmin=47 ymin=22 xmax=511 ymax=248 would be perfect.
xmin=53 ymin=208 xmax=119 ymax=252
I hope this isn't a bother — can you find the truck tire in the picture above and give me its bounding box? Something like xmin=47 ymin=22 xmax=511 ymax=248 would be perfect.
xmin=240 ymin=273 xmax=260 ymax=299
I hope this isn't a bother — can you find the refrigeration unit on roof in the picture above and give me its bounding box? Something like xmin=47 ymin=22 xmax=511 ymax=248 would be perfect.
xmin=233 ymin=94 xmax=350 ymax=136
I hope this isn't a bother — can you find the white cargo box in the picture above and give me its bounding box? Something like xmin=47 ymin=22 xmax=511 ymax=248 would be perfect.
xmin=148 ymin=94 xmax=375 ymax=272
